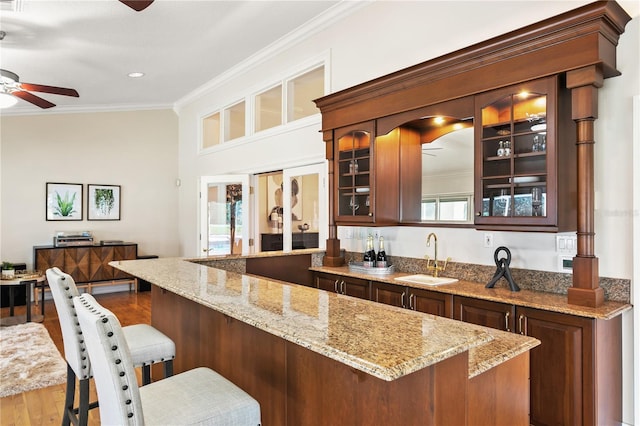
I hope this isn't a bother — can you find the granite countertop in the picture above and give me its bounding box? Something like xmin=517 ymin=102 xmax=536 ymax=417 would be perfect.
xmin=187 ymin=248 xmax=322 ymax=262
xmin=310 ymin=266 xmax=631 ymax=320
xmin=111 ymin=257 xmax=538 ymax=382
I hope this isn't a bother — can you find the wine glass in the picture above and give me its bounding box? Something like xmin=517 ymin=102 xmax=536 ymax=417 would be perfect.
xmin=349 ymin=196 xmax=359 ymax=211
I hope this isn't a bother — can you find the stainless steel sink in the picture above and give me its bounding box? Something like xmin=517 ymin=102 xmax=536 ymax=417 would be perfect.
xmin=394 ymin=274 xmax=458 ymax=286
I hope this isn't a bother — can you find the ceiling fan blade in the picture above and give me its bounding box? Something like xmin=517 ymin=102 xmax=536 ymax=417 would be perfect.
xmin=20 ymin=83 xmax=79 ymax=97
xmin=119 ymin=0 xmax=154 ymax=12
xmin=12 ymin=91 xmax=56 ymax=109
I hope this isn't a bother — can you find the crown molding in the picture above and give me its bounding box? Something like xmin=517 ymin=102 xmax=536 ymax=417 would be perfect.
xmin=174 ymin=1 xmax=370 ymax=112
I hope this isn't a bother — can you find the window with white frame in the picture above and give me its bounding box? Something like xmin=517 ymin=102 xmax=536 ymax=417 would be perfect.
xmin=255 ymin=85 xmax=283 ymax=132
xmin=287 ymin=66 xmax=324 ymax=122
xmin=224 ymin=101 xmax=246 ymax=142
xmin=201 ymin=63 xmax=325 ymax=150
xmin=202 ymin=112 xmax=221 ymax=148
xmin=421 ymin=194 xmax=473 ymax=222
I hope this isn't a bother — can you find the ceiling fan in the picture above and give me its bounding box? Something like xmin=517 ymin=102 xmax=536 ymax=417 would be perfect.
xmin=119 ymin=1 xmax=154 ymax=12
xmin=0 ymin=69 xmax=79 ymax=109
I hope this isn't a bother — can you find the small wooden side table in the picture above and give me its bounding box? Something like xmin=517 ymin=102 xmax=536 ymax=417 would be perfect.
xmin=0 ymin=273 xmax=45 ymax=326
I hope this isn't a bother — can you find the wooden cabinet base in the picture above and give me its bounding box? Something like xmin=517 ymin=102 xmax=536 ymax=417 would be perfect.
xmin=152 ymin=286 xmax=531 ymax=425
xmin=468 ymin=352 xmax=530 ymax=426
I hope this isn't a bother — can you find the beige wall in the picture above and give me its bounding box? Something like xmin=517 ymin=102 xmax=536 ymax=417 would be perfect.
xmin=0 ymin=109 xmax=180 ymax=266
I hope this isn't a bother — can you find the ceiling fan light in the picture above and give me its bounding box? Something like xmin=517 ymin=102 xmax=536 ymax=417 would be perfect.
xmin=0 ymin=92 xmax=18 ymax=108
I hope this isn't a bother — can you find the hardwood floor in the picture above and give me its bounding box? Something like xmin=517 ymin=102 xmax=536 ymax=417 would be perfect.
xmin=0 ymin=290 xmax=152 ymax=426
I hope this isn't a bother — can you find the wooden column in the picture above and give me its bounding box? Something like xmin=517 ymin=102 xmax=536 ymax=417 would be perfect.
xmin=566 ymin=66 xmax=604 ymax=308
xmin=323 ymin=130 xmax=344 ymax=266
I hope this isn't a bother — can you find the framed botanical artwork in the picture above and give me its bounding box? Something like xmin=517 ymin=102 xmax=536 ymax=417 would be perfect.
xmin=46 ymin=182 xmax=83 ymax=221
xmin=87 ymin=184 xmax=121 ymax=221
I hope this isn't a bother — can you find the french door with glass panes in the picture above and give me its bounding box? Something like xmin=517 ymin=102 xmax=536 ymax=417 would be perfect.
xmin=200 ymin=175 xmax=251 ymax=256
xmin=258 ymin=163 xmax=327 ymax=252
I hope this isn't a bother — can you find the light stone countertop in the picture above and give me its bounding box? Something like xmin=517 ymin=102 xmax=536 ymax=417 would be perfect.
xmin=310 ymin=266 xmax=631 ymax=320
xmin=110 ymin=257 xmax=538 ymax=381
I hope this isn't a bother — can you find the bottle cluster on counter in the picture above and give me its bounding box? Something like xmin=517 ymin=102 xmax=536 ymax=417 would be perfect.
xmin=363 ymin=235 xmax=388 ymax=268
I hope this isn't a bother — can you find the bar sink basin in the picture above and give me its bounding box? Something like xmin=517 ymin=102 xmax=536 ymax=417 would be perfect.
xmin=394 ymin=274 xmax=458 ymax=286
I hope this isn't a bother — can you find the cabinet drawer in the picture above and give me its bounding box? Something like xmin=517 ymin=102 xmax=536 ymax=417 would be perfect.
xmin=453 ymin=296 xmax=515 ymax=332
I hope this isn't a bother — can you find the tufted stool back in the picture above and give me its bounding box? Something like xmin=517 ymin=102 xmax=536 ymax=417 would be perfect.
xmin=75 ymin=293 xmax=144 ymax=425
xmin=46 ymin=267 xmax=91 ymax=379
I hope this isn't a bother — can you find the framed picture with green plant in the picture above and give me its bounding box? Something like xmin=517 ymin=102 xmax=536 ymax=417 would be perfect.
xmin=87 ymin=184 xmax=121 ymax=220
xmin=46 ymin=182 xmax=83 ymax=221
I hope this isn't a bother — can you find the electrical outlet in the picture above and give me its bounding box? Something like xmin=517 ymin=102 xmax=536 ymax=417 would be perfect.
xmin=484 ymin=233 xmax=494 ymax=248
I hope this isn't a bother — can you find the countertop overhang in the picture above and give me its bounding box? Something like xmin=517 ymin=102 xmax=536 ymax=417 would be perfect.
xmin=111 ymin=257 xmax=538 ymax=381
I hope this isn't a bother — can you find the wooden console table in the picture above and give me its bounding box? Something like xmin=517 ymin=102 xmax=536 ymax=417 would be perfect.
xmin=34 ymin=243 xmax=138 ymax=292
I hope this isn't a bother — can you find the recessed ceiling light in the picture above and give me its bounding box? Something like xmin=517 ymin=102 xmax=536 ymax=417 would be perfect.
xmin=128 ymin=72 xmax=145 ymax=78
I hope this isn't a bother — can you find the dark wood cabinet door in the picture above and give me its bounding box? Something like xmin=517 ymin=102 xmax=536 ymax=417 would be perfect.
xmin=517 ymin=306 xmax=591 ymax=426
xmin=371 ymin=281 xmax=406 ymax=308
xmin=474 ymin=76 xmax=576 ymax=232
xmin=453 ymin=296 xmax=515 ymax=332
xmin=315 ymin=273 xmax=340 ymax=293
xmin=341 ymin=276 xmax=370 ymax=300
xmin=314 ymin=272 xmax=370 ymax=300
xmin=409 ymin=288 xmax=453 ymax=318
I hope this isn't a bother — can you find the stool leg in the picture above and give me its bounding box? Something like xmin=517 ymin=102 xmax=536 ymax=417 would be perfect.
xmin=62 ymin=364 xmax=75 ymax=426
xmin=77 ymin=378 xmax=90 ymax=426
xmin=164 ymin=359 xmax=174 ymax=378
xmin=142 ymin=364 xmax=151 ymax=385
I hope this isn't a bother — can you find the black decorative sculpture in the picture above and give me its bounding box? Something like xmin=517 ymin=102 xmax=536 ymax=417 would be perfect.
xmin=485 ymin=246 xmax=520 ymax=292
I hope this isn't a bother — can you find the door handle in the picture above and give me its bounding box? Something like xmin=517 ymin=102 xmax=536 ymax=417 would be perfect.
xmin=334 ymin=279 xmax=339 ymax=293
xmin=504 ymin=311 xmax=511 ymax=332
xmin=408 ymin=294 xmax=415 ymax=310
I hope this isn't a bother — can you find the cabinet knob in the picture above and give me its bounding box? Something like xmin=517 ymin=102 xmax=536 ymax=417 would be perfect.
xmin=368 ymin=213 xmax=373 ymax=217
xmin=476 ymin=212 xmax=482 ymax=217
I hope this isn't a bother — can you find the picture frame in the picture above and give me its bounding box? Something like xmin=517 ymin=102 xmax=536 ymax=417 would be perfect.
xmin=46 ymin=182 xmax=83 ymax=221
xmin=87 ymin=184 xmax=121 ymax=221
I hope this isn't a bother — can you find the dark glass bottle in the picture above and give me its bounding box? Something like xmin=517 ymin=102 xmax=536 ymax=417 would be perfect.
xmin=376 ymin=236 xmax=387 ymax=268
xmin=363 ymin=235 xmax=376 ymax=267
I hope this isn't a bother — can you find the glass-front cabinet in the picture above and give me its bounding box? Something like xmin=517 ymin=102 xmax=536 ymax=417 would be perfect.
xmin=336 ymin=122 xmax=374 ymax=222
xmin=474 ymin=76 xmax=575 ymax=231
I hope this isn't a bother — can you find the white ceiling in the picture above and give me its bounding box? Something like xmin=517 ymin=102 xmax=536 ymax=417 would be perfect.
xmin=0 ymin=0 xmax=340 ymax=115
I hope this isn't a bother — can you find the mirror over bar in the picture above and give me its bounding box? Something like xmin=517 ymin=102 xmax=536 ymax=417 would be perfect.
xmin=314 ymin=1 xmax=631 ymax=308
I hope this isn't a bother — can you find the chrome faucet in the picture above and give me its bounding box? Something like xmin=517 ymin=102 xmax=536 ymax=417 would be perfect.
xmin=426 ymin=232 xmax=450 ymax=277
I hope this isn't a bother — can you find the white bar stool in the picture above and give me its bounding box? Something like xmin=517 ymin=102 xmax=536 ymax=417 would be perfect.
xmin=74 ymin=293 xmax=261 ymax=426
xmin=46 ymin=267 xmax=175 ymax=426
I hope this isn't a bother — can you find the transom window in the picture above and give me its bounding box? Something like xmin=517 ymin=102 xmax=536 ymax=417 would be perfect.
xmin=201 ymin=64 xmax=325 ymax=150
